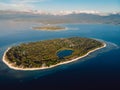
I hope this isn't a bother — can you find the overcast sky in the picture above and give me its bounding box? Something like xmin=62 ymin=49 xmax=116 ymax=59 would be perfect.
xmin=0 ymin=0 xmax=120 ymax=13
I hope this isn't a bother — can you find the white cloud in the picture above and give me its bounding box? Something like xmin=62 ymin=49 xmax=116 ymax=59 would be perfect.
xmin=0 ymin=0 xmax=54 ymax=11
xmin=0 ymin=2 xmax=34 ymax=11
xmin=10 ymin=0 xmax=49 ymax=3
xmin=0 ymin=0 xmax=50 ymax=11
xmin=0 ymin=1 xmax=34 ymax=11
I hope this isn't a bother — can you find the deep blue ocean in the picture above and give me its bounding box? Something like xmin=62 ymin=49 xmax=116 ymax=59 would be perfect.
xmin=0 ymin=20 xmax=120 ymax=90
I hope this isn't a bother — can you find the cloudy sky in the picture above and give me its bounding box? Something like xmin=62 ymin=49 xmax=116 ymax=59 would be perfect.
xmin=0 ymin=0 xmax=120 ymax=13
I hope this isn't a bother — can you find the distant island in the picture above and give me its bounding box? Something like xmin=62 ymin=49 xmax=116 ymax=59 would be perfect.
xmin=32 ymin=26 xmax=66 ymax=31
xmin=3 ymin=37 xmax=106 ymax=70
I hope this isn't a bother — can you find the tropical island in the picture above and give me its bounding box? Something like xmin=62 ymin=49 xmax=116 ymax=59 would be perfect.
xmin=32 ymin=26 xmax=66 ymax=31
xmin=3 ymin=37 xmax=106 ymax=70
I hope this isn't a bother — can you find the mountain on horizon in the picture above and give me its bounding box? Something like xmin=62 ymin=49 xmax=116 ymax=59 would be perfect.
xmin=0 ymin=10 xmax=120 ymax=25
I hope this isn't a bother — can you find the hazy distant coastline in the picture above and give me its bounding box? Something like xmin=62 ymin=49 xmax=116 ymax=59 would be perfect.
xmin=0 ymin=10 xmax=120 ymax=25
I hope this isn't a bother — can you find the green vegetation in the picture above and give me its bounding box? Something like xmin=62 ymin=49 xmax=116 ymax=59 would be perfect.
xmin=5 ymin=37 xmax=104 ymax=68
xmin=32 ymin=26 xmax=66 ymax=31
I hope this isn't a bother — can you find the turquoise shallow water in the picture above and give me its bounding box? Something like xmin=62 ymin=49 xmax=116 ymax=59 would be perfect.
xmin=0 ymin=20 xmax=120 ymax=89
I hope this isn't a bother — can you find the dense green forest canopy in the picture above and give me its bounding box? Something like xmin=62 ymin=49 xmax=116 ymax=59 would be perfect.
xmin=5 ymin=37 xmax=104 ymax=68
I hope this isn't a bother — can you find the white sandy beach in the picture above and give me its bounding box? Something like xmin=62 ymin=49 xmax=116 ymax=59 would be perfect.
xmin=2 ymin=42 xmax=106 ymax=71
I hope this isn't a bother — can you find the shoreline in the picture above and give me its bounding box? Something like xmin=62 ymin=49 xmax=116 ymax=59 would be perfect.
xmin=2 ymin=42 xmax=106 ymax=71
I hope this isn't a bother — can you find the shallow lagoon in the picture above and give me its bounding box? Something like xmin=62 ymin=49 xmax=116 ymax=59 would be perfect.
xmin=57 ymin=50 xmax=74 ymax=59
